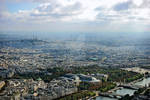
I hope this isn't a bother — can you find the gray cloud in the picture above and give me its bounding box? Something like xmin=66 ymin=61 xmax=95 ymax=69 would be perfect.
xmin=30 ymin=2 xmax=82 ymax=18
xmin=139 ymin=0 xmax=150 ymax=8
xmin=96 ymin=13 xmax=122 ymax=22
xmin=113 ymin=1 xmax=131 ymax=11
xmin=95 ymin=7 xmax=104 ymax=11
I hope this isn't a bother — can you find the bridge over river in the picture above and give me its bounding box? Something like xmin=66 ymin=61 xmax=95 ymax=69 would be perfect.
xmin=98 ymin=83 xmax=144 ymax=99
xmin=99 ymin=92 xmax=123 ymax=99
xmin=119 ymin=84 xmax=144 ymax=90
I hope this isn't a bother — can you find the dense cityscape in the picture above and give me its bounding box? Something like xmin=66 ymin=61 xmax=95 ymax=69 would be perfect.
xmin=0 ymin=33 xmax=150 ymax=100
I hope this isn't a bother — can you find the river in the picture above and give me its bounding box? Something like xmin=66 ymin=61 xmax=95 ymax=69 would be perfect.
xmin=96 ymin=96 xmax=117 ymax=100
xmin=96 ymin=77 xmax=150 ymax=100
xmin=135 ymin=77 xmax=150 ymax=86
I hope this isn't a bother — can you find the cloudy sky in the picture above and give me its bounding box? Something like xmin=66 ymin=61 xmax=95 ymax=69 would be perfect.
xmin=0 ymin=0 xmax=150 ymax=32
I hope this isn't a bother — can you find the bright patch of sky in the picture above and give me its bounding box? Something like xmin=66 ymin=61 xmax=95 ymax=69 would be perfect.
xmin=6 ymin=2 xmax=39 ymax=13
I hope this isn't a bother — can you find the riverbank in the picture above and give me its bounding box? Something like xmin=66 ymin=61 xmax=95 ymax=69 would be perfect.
xmin=95 ymin=76 xmax=150 ymax=100
xmin=109 ymin=75 xmax=146 ymax=93
xmin=121 ymin=67 xmax=150 ymax=74
xmin=129 ymin=77 xmax=144 ymax=85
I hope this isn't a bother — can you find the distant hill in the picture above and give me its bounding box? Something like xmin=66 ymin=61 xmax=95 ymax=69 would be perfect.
xmin=0 ymin=39 xmax=48 ymax=48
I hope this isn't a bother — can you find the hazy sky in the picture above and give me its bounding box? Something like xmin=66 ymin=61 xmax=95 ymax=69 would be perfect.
xmin=0 ymin=0 xmax=150 ymax=32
